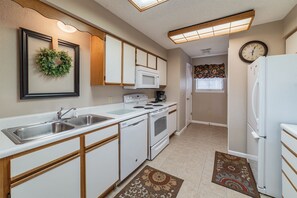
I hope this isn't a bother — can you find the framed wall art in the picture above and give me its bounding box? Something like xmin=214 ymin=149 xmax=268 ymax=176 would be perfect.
xmin=20 ymin=28 xmax=80 ymax=99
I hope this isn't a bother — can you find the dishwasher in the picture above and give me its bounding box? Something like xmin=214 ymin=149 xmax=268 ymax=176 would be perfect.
xmin=120 ymin=114 xmax=148 ymax=182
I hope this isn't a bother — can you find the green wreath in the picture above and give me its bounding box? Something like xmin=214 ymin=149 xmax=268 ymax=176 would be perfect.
xmin=36 ymin=48 xmax=72 ymax=77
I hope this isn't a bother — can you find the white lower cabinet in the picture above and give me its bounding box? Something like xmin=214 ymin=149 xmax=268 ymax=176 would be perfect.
xmin=86 ymin=138 xmax=119 ymax=198
xmin=168 ymin=105 xmax=177 ymax=136
xmin=11 ymin=157 xmax=80 ymax=198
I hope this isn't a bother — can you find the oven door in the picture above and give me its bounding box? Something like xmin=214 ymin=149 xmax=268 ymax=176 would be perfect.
xmin=150 ymin=108 xmax=169 ymax=146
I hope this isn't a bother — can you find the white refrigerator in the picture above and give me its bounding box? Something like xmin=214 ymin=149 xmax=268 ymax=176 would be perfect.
xmin=247 ymin=54 xmax=297 ymax=198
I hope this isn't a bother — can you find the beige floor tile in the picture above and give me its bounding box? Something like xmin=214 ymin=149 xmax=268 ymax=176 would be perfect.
xmin=106 ymin=124 xmax=259 ymax=198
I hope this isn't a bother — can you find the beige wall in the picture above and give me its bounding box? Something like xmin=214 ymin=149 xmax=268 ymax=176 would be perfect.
xmin=166 ymin=48 xmax=191 ymax=131
xmin=283 ymin=4 xmax=297 ymax=37
xmin=192 ymin=55 xmax=228 ymax=124
xmin=228 ymin=21 xmax=285 ymax=153
xmin=0 ymin=0 xmax=162 ymax=118
xmin=42 ymin=0 xmax=167 ymax=59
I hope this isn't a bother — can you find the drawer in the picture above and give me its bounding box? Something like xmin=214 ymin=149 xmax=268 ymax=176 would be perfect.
xmin=11 ymin=137 xmax=80 ymax=178
xmin=85 ymin=124 xmax=118 ymax=147
xmin=282 ymin=145 xmax=297 ymax=173
xmin=282 ymin=158 xmax=297 ymax=188
xmin=282 ymin=172 xmax=297 ymax=198
xmin=169 ymin=105 xmax=177 ymax=113
xmin=281 ymin=130 xmax=297 ymax=155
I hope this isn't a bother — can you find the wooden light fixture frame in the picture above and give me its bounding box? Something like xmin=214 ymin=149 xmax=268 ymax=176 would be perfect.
xmin=128 ymin=0 xmax=168 ymax=12
xmin=168 ymin=10 xmax=255 ymax=44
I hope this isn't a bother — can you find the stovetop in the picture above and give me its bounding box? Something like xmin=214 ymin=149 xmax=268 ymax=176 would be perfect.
xmin=123 ymin=94 xmax=166 ymax=111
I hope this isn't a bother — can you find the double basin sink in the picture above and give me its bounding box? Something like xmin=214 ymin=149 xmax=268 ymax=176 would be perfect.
xmin=2 ymin=114 xmax=112 ymax=144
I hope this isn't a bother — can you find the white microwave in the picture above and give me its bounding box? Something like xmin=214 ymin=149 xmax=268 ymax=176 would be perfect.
xmin=125 ymin=66 xmax=160 ymax=89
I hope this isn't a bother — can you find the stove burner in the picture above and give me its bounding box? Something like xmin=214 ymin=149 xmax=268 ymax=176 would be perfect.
xmin=153 ymin=104 xmax=163 ymax=107
xmin=144 ymin=107 xmax=154 ymax=109
xmin=145 ymin=104 xmax=153 ymax=106
xmin=134 ymin=106 xmax=144 ymax=109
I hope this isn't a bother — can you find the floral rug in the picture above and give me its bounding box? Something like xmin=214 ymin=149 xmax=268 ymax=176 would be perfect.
xmin=212 ymin=151 xmax=260 ymax=198
xmin=114 ymin=165 xmax=183 ymax=198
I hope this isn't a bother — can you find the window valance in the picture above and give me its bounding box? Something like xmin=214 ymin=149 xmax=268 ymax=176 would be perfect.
xmin=193 ymin=63 xmax=226 ymax=79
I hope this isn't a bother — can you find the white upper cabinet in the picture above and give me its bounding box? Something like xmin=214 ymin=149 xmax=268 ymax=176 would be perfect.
xmin=123 ymin=43 xmax=136 ymax=85
xmin=136 ymin=49 xmax=147 ymax=67
xmin=147 ymin=54 xmax=157 ymax=69
xmin=105 ymin=35 xmax=122 ymax=84
xmin=157 ymin=58 xmax=167 ymax=86
xmin=286 ymin=31 xmax=297 ymax=54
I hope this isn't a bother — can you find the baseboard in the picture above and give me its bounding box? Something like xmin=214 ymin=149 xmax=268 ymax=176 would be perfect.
xmin=191 ymin=120 xmax=227 ymax=128
xmin=228 ymin=150 xmax=248 ymax=159
xmin=175 ymin=125 xmax=187 ymax=136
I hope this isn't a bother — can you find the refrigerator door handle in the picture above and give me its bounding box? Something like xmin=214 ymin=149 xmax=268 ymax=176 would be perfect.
xmin=252 ymin=79 xmax=259 ymax=124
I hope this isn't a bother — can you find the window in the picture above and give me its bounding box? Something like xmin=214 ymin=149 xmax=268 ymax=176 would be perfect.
xmin=196 ymin=78 xmax=224 ymax=92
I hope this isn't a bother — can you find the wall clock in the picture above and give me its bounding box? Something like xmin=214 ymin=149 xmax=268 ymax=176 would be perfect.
xmin=239 ymin=40 xmax=268 ymax=63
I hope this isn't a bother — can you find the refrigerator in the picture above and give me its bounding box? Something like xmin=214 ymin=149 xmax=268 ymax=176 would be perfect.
xmin=247 ymin=54 xmax=297 ymax=198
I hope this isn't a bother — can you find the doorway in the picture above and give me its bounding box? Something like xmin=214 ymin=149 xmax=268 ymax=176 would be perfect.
xmin=186 ymin=63 xmax=193 ymax=126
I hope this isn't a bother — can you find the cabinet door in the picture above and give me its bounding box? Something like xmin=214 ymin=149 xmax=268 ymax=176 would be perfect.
xmin=168 ymin=111 xmax=177 ymax=136
xmin=148 ymin=54 xmax=157 ymax=69
xmin=11 ymin=157 xmax=80 ymax=198
xmin=157 ymin=58 xmax=167 ymax=86
xmin=86 ymin=139 xmax=119 ymax=198
xmin=105 ymin=35 xmax=122 ymax=84
xmin=123 ymin=43 xmax=136 ymax=85
xmin=136 ymin=49 xmax=147 ymax=67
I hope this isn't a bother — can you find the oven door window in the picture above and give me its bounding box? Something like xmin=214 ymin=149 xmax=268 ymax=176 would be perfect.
xmin=142 ymin=75 xmax=155 ymax=85
xmin=154 ymin=116 xmax=167 ymax=136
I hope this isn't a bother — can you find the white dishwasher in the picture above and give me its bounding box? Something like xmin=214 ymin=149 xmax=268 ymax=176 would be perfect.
xmin=120 ymin=114 xmax=148 ymax=182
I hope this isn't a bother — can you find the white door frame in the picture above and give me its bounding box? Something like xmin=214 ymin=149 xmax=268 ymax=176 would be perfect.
xmin=186 ymin=63 xmax=193 ymax=126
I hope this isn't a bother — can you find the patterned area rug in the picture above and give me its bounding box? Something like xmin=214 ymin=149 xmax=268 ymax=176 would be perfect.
xmin=212 ymin=151 xmax=260 ymax=198
xmin=114 ymin=165 xmax=183 ymax=198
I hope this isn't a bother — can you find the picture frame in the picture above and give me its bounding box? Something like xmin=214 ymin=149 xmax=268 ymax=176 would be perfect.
xmin=20 ymin=28 xmax=80 ymax=99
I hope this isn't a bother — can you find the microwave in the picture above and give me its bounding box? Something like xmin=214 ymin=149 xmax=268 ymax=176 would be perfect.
xmin=124 ymin=66 xmax=160 ymax=89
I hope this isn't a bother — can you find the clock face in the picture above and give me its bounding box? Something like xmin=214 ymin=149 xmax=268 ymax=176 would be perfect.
xmin=239 ymin=41 xmax=268 ymax=63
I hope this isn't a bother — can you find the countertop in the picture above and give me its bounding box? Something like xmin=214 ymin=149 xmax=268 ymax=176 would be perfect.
xmin=0 ymin=101 xmax=177 ymax=159
xmin=280 ymin=123 xmax=297 ymax=138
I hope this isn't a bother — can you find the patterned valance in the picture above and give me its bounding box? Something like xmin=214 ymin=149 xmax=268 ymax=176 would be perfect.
xmin=194 ymin=63 xmax=226 ymax=79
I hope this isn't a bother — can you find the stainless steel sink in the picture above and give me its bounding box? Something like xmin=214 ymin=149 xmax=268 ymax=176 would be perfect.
xmin=2 ymin=121 xmax=75 ymax=144
xmin=64 ymin=114 xmax=111 ymax=126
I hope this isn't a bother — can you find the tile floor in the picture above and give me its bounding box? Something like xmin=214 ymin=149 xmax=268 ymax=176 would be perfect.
xmin=107 ymin=124 xmax=270 ymax=198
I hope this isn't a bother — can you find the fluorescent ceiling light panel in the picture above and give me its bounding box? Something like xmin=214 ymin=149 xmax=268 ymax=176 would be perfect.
xmin=129 ymin=0 xmax=168 ymax=12
xmin=168 ymin=10 xmax=255 ymax=44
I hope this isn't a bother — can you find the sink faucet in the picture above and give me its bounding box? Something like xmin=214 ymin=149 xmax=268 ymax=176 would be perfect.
xmin=57 ymin=107 xmax=77 ymax=120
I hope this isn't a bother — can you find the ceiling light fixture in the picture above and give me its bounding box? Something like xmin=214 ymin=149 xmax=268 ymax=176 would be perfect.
xmin=57 ymin=21 xmax=77 ymax=33
xmin=168 ymin=10 xmax=255 ymax=44
xmin=128 ymin=0 xmax=168 ymax=12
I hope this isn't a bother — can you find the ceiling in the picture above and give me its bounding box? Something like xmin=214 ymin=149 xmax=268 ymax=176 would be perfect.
xmin=94 ymin=0 xmax=297 ymax=58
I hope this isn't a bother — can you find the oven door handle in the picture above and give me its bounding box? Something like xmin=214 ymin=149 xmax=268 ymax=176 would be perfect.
xmin=150 ymin=108 xmax=169 ymax=116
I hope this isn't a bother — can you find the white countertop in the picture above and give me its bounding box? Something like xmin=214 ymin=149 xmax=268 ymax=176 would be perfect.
xmin=281 ymin=123 xmax=297 ymax=138
xmin=0 ymin=101 xmax=177 ymax=159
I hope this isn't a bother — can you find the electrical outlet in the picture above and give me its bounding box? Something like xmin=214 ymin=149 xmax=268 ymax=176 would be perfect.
xmin=108 ymin=97 xmax=113 ymax=104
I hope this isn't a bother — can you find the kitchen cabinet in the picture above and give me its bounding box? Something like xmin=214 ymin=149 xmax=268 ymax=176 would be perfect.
xmin=168 ymin=105 xmax=177 ymax=136
xmin=85 ymin=124 xmax=119 ymax=198
xmin=136 ymin=48 xmax=147 ymax=67
xmin=105 ymin=35 xmax=122 ymax=84
xmin=85 ymin=138 xmax=118 ymax=198
xmin=148 ymin=54 xmax=157 ymax=69
xmin=11 ymin=157 xmax=80 ymax=198
xmin=123 ymin=43 xmax=136 ymax=85
xmin=10 ymin=138 xmax=81 ymax=198
xmin=157 ymin=58 xmax=167 ymax=86
xmin=281 ymin=127 xmax=297 ymax=198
